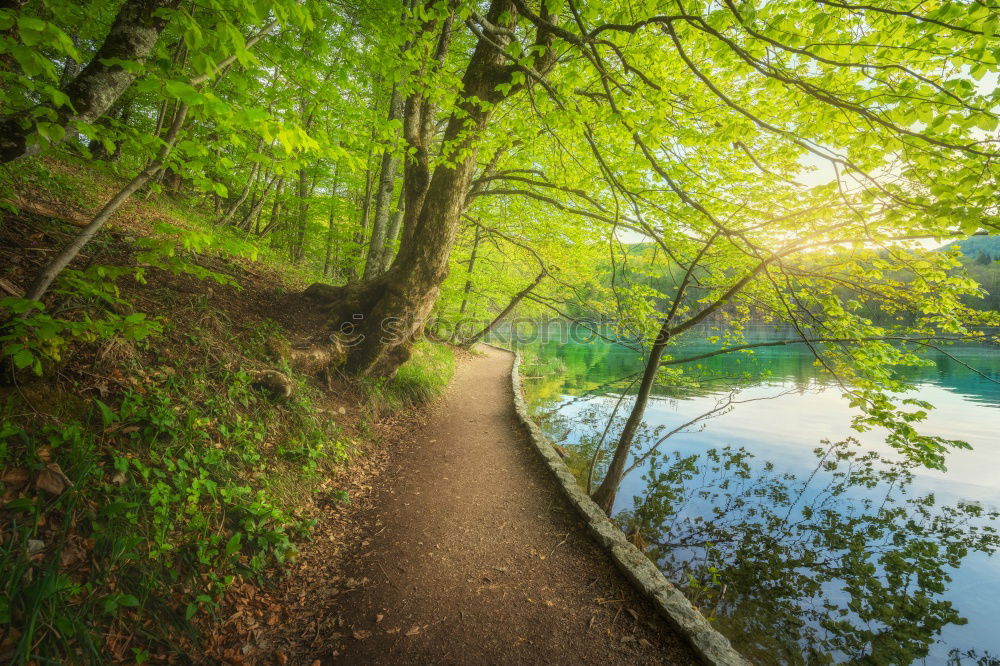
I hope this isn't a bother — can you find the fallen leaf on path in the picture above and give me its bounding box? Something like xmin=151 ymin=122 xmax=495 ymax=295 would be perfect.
xmin=405 ymin=626 xmax=420 ymax=637
xmin=386 ymin=627 xmax=400 ymax=634
xmin=375 ymin=613 xmax=384 ymax=623
xmin=352 ymin=629 xmax=371 ymax=640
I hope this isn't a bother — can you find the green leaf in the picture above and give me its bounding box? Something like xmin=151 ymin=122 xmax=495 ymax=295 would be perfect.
xmin=11 ymin=348 xmax=34 ymax=370
xmin=225 ymin=532 xmax=242 ymax=556
xmin=35 ymin=121 xmax=66 ymax=144
xmin=94 ymin=399 xmax=118 ymax=427
xmin=118 ymin=594 xmax=140 ymax=608
xmin=98 ymin=57 xmax=145 ymax=74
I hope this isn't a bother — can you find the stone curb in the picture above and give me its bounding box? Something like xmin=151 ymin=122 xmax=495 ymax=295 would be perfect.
xmin=496 ymin=345 xmax=749 ymax=666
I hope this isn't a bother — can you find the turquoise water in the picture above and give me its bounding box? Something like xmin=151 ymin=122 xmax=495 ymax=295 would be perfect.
xmin=516 ymin=325 xmax=1000 ymax=664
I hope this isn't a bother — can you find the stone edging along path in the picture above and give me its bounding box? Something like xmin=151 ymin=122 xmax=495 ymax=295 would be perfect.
xmin=502 ymin=346 xmax=750 ymax=666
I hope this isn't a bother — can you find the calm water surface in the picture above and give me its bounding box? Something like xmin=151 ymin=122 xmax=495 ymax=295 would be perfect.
xmin=516 ymin=325 xmax=1000 ymax=664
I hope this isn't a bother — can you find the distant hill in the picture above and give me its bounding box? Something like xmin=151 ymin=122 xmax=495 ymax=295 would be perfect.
xmin=941 ymin=235 xmax=1000 ymax=261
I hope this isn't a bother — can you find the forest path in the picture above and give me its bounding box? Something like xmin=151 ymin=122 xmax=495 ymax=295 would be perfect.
xmin=309 ymin=345 xmax=696 ymax=665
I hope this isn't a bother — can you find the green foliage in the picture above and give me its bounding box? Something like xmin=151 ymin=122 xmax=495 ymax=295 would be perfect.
xmin=0 ymin=322 xmax=342 ymax=661
xmin=2 ymin=0 xmax=1000 ymax=659
xmin=360 ymin=341 xmax=455 ymax=412
xmin=946 ymin=236 xmax=1000 ymax=262
xmin=1 ymin=265 xmax=161 ymax=375
xmin=135 ymin=222 xmax=260 ymax=286
xmin=619 ymin=440 xmax=1000 ymax=664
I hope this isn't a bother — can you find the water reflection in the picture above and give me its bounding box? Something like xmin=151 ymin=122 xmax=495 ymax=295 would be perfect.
xmin=619 ymin=439 xmax=1000 ymax=664
xmin=517 ymin=326 xmax=1000 ymax=664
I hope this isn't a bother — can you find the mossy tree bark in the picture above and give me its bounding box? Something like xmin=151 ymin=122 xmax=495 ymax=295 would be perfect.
xmin=305 ymin=0 xmax=557 ymax=377
xmin=0 ymin=0 xmax=180 ymax=163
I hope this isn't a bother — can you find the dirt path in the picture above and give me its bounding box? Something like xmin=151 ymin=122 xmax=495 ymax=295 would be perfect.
xmin=252 ymin=346 xmax=697 ymax=664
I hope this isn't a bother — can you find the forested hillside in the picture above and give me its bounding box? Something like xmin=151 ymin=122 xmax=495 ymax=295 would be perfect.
xmin=1 ymin=0 xmax=998 ymax=661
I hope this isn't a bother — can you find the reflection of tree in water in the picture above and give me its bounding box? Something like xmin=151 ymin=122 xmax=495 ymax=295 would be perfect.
xmin=613 ymin=440 xmax=1000 ymax=664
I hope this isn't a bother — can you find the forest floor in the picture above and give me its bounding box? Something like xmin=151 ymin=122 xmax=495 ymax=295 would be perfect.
xmin=230 ymin=346 xmax=697 ymax=665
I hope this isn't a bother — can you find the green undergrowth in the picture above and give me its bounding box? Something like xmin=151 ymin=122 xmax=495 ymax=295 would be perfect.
xmin=359 ymin=341 xmax=455 ymax=415
xmin=0 ymin=309 xmax=348 ymax=662
xmin=2 ymin=156 xmax=327 ymax=290
xmin=0 ymin=160 xmax=456 ymax=661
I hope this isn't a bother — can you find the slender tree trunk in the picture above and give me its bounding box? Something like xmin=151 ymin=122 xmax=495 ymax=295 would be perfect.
xmin=363 ymin=84 xmax=404 ymax=280
xmin=591 ymin=319 xmax=672 ymax=514
xmin=462 ymin=271 xmax=545 ymax=346
xmin=24 ymin=104 xmax=189 ymax=301
xmin=239 ymin=171 xmax=277 ymax=231
xmin=152 ymin=41 xmax=186 ymax=139
xmin=353 ymin=142 xmax=377 ymax=276
xmin=0 ymin=0 xmax=180 ymax=163
xmin=458 ymin=225 xmax=482 ymax=316
xmin=217 ymin=141 xmax=263 ymax=225
xmin=292 ymin=167 xmax=309 ymax=263
xmin=323 ymin=163 xmax=342 ymax=277
xmin=150 ymin=99 xmax=187 ymax=189
xmin=379 ymin=188 xmax=406 ymax=273
xmin=258 ymin=177 xmax=285 ymax=237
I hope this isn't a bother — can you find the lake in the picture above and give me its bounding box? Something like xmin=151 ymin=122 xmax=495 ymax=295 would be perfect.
xmin=508 ymin=323 xmax=1000 ymax=664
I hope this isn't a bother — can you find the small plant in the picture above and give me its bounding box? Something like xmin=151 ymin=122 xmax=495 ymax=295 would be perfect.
xmin=0 ymin=318 xmax=345 ymax=661
xmin=360 ymin=341 xmax=454 ymax=413
xmin=1 ymin=286 xmax=160 ymax=375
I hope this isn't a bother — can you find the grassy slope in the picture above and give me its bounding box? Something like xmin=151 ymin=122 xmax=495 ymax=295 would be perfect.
xmin=0 ymin=157 xmax=453 ymax=663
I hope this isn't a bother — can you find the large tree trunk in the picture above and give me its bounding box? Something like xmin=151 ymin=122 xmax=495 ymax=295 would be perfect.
xmin=304 ymin=0 xmax=519 ymax=377
xmin=362 ymin=84 xmax=404 ymax=280
xmin=0 ymin=0 xmax=179 ymax=163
